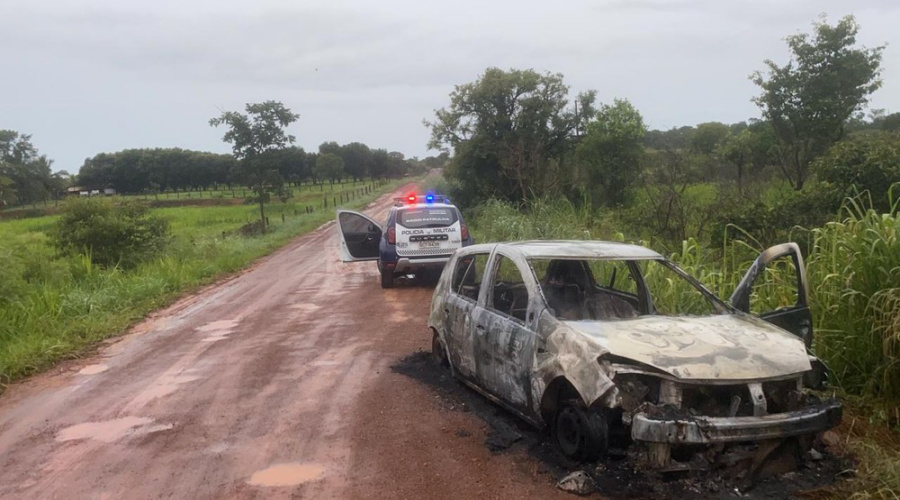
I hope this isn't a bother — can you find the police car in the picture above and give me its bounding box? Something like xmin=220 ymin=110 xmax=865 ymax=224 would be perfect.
xmin=337 ymin=193 xmax=474 ymax=288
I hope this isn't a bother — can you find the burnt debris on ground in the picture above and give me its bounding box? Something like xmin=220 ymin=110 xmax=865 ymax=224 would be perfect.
xmin=391 ymin=351 xmax=853 ymax=499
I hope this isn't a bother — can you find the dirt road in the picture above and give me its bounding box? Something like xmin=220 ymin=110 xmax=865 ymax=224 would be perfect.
xmin=0 ymin=184 xmax=569 ymax=499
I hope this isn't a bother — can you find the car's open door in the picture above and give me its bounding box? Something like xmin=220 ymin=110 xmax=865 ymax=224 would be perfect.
xmin=336 ymin=210 xmax=382 ymax=262
xmin=730 ymin=243 xmax=813 ymax=347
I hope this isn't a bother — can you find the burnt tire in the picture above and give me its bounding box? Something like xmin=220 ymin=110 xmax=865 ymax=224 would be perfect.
xmin=380 ymin=269 xmax=394 ymax=289
xmin=431 ymin=331 xmax=449 ymax=368
xmin=554 ymin=401 xmax=608 ymax=462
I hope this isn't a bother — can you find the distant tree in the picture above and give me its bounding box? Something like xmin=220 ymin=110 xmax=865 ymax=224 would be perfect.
xmin=717 ymin=129 xmax=753 ymax=187
xmin=210 ymin=101 xmax=299 ymax=232
xmin=340 ymin=142 xmax=373 ymax=180
xmin=370 ymin=149 xmax=390 ymax=179
xmin=575 ymin=98 xmax=646 ymax=209
xmin=814 ymin=131 xmax=900 ymax=212
xmin=0 ymin=130 xmax=55 ymax=205
xmin=642 ymin=126 xmax=695 ymax=151
xmin=691 ymin=122 xmax=731 ymax=156
xmin=314 ymin=153 xmax=344 ymax=183
xmin=426 ymin=67 xmax=596 ymax=204
xmin=879 ymin=112 xmax=900 ymax=132
xmin=752 ymin=15 xmax=884 ymax=190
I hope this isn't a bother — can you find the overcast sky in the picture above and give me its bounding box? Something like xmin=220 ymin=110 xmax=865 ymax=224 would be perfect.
xmin=2 ymin=0 xmax=899 ymax=172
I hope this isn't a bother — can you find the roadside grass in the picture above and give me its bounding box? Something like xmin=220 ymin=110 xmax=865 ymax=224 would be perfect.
xmin=0 ymin=178 xmax=409 ymax=389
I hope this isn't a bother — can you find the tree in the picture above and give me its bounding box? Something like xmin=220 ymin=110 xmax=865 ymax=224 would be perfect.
xmin=314 ymin=153 xmax=344 ymax=183
xmin=691 ymin=122 xmax=731 ymax=156
xmin=814 ymin=131 xmax=900 ymax=212
xmin=717 ymin=129 xmax=753 ymax=187
xmin=751 ymin=15 xmax=884 ymax=190
xmin=575 ymin=99 xmax=646 ymax=209
xmin=210 ymin=101 xmax=299 ymax=231
xmin=0 ymin=130 xmax=54 ymax=205
xmin=426 ymin=67 xmax=596 ymax=203
xmin=340 ymin=142 xmax=373 ymax=180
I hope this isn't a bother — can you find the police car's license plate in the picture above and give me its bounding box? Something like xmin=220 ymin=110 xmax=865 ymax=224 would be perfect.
xmin=419 ymin=242 xmax=441 ymax=248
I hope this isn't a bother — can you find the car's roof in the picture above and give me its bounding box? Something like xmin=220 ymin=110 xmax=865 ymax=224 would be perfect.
xmin=462 ymin=240 xmax=664 ymax=260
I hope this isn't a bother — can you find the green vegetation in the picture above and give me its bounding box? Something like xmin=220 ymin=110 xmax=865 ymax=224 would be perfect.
xmin=422 ymin=15 xmax=898 ymax=494
xmin=0 ymin=178 xmax=406 ymax=388
xmin=53 ymin=198 xmax=171 ymax=268
xmin=210 ymin=101 xmax=300 ymax=232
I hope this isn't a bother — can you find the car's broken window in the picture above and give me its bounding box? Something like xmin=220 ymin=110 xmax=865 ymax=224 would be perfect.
xmin=531 ymin=257 xmax=725 ymax=319
xmin=531 ymin=258 xmax=640 ymax=320
xmin=489 ymin=256 xmax=530 ymax=322
xmin=638 ymin=260 xmax=721 ymax=316
xmin=452 ymin=253 xmax=488 ymax=301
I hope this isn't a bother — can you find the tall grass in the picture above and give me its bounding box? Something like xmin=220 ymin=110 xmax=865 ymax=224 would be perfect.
xmin=0 ymin=179 xmax=409 ymax=387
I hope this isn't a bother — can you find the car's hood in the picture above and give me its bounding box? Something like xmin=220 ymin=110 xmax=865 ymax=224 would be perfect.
xmin=563 ymin=314 xmax=811 ymax=381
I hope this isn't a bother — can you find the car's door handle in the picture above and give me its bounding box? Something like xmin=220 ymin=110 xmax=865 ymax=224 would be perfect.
xmin=537 ymin=347 xmax=547 ymax=354
xmin=475 ymin=324 xmax=485 ymax=330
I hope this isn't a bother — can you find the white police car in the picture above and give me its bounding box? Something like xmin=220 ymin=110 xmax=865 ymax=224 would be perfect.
xmin=337 ymin=193 xmax=475 ymax=288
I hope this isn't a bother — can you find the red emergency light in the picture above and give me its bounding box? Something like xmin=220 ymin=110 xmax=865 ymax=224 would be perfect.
xmin=406 ymin=194 xmax=417 ymax=203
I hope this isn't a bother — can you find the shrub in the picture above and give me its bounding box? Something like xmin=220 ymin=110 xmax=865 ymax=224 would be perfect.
xmin=815 ymin=132 xmax=900 ymax=213
xmin=52 ymin=198 xmax=170 ymax=268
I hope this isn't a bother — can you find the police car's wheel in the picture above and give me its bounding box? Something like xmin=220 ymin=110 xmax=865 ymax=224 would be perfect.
xmin=380 ymin=269 xmax=394 ymax=288
xmin=432 ymin=331 xmax=449 ymax=368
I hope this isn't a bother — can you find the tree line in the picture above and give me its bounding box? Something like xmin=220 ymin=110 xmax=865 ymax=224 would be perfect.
xmin=428 ymin=15 xmax=898 ymax=245
xmin=76 ymin=143 xmax=438 ymax=195
xmin=0 ymin=134 xmax=443 ymax=208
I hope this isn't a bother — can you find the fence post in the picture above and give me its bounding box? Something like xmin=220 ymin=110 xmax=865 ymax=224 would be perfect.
xmin=282 ymin=213 xmax=285 ymax=223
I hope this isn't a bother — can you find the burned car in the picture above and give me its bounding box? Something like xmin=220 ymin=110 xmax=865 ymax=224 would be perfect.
xmin=428 ymin=240 xmax=841 ymax=470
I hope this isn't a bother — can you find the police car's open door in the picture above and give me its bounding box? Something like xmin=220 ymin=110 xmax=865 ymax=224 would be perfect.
xmin=336 ymin=210 xmax=382 ymax=262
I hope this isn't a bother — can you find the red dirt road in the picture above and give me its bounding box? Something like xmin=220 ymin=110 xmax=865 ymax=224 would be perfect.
xmin=0 ymin=185 xmax=568 ymax=499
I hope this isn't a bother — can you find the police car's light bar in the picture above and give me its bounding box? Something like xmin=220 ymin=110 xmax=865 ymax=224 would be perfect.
xmin=393 ymin=194 xmax=450 ymax=206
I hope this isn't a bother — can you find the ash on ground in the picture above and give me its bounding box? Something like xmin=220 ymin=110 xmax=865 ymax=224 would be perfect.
xmin=392 ymin=351 xmax=854 ymax=499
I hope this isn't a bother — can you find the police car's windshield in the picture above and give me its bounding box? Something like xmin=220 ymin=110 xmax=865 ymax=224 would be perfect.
xmin=398 ymin=207 xmax=458 ymax=228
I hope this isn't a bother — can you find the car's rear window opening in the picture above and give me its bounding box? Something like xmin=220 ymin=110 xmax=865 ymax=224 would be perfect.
xmin=398 ymin=208 xmax=458 ymax=228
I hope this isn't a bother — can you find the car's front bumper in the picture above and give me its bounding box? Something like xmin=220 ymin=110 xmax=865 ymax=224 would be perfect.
xmin=631 ymin=399 xmax=842 ymax=444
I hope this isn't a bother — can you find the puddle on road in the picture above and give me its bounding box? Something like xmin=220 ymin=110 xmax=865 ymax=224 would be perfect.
xmin=57 ymin=416 xmax=173 ymax=443
xmin=289 ymin=303 xmax=322 ymax=313
xmin=196 ymin=320 xmax=239 ymax=332
xmin=197 ymin=319 xmax=239 ymax=342
xmin=248 ymin=463 xmax=325 ymax=487
xmin=78 ymin=364 xmax=109 ymax=375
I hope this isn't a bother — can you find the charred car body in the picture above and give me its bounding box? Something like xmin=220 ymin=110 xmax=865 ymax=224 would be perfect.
xmin=337 ymin=194 xmax=474 ymax=288
xmin=428 ymin=240 xmax=840 ymax=469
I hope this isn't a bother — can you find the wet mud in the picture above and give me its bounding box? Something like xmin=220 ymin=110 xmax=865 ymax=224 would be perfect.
xmin=392 ymin=351 xmax=854 ymax=499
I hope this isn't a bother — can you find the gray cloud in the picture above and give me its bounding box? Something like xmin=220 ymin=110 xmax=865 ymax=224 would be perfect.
xmin=2 ymin=0 xmax=899 ymax=170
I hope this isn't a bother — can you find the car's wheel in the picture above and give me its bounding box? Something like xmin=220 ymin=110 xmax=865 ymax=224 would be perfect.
xmin=380 ymin=269 xmax=394 ymax=288
xmin=554 ymin=400 xmax=607 ymax=461
xmin=431 ymin=331 xmax=449 ymax=368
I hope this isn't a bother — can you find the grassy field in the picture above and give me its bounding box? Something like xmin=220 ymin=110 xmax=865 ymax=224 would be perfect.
xmin=0 ymin=179 xmax=386 ymax=218
xmin=0 ymin=178 xmax=410 ymax=388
